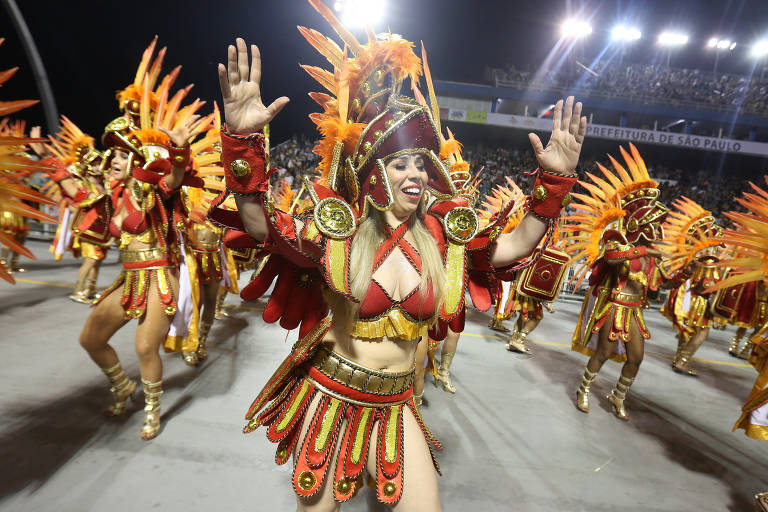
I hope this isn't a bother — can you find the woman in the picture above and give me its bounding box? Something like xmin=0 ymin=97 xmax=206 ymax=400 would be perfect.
xmin=656 ymin=197 xmax=723 ymax=376
xmin=178 ymin=218 xmax=229 ymax=366
xmin=567 ymin=146 xmax=691 ymax=420
xmin=210 ymin=12 xmax=586 ymax=507
xmin=30 ymin=120 xmax=113 ymax=302
xmin=77 ymin=85 xmax=212 ymax=438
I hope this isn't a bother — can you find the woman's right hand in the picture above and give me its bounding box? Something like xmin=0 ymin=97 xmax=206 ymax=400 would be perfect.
xmin=217 ymin=38 xmax=289 ymax=135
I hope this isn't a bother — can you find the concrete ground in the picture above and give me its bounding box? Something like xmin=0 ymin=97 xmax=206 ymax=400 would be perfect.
xmin=0 ymin=240 xmax=766 ymax=512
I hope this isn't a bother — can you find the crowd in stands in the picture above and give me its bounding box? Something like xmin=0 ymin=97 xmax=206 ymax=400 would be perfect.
xmin=489 ymin=62 xmax=768 ymax=116
xmin=269 ymin=136 xmax=752 ymax=224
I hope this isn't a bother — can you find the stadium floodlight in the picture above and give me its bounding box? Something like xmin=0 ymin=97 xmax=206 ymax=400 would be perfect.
xmin=561 ymin=19 xmax=593 ymax=38
xmin=335 ymin=0 xmax=385 ymax=28
xmin=707 ymin=37 xmax=737 ymax=51
xmin=753 ymin=40 xmax=768 ymax=58
xmin=657 ymin=31 xmax=689 ymax=46
xmin=611 ymin=25 xmax=642 ymax=42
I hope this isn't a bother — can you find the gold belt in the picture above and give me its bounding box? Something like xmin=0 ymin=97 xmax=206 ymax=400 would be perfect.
xmin=308 ymin=346 xmax=415 ymax=396
xmin=120 ymin=247 xmax=169 ymax=264
xmin=191 ymin=243 xmax=219 ymax=252
xmin=609 ymin=290 xmax=643 ymax=303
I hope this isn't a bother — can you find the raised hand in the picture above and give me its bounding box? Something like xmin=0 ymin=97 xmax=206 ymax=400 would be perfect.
xmin=217 ymin=38 xmax=289 ymax=135
xmin=28 ymin=126 xmax=51 ymax=159
xmin=159 ymin=114 xmax=204 ymax=148
xmin=528 ymin=96 xmax=587 ymax=176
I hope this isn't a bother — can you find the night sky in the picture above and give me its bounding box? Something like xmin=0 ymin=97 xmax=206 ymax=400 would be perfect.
xmin=1 ymin=0 xmax=767 ymax=146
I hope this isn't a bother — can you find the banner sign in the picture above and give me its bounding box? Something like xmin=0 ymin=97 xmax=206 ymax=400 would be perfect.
xmin=443 ymin=109 xmax=768 ymax=157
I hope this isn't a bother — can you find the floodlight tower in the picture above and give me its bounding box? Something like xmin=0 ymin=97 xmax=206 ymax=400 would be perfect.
xmin=753 ymin=40 xmax=768 ymax=79
xmin=611 ymin=25 xmax=642 ymax=63
xmin=657 ymin=31 xmax=689 ymax=67
xmin=560 ymin=19 xmax=593 ymax=75
xmin=334 ymin=0 xmax=386 ymax=29
xmin=707 ymin=37 xmax=737 ymax=74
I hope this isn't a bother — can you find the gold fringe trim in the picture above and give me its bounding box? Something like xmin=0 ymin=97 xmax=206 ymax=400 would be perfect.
xmin=351 ymin=308 xmax=428 ymax=340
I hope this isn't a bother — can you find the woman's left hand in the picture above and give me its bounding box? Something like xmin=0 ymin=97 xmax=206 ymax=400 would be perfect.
xmin=160 ymin=114 xmax=205 ymax=148
xmin=528 ymin=96 xmax=587 ymax=176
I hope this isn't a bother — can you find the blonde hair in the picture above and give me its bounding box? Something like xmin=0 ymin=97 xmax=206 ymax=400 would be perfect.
xmin=327 ymin=206 xmax=446 ymax=331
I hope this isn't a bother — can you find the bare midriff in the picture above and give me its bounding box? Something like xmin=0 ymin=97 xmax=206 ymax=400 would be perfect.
xmin=321 ymin=329 xmax=420 ymax=373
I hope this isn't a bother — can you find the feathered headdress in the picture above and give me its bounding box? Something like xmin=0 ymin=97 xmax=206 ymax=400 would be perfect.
xmin=705 ymin=179 xmax=768 ymax=291
xmin=103 ymin=41 xmax=218 ymax=172
xmin=478 ymin=176 xmax=526 ymax=233
xmin=299 ymin=0 xmax=454 ymax=219
xmin=115 ymin=37 xmax=174 ymax=120
xmin=564 ymin=143 xmax=667 ymax=284
xmin=655 ymin=196 xmax=723 ymax=273
xmin=46 ymin=116 xmax=98 ymax=174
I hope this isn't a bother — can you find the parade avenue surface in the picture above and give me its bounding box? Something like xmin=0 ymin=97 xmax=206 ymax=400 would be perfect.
xmin=1 ymin=241 xmax=766 ymax=512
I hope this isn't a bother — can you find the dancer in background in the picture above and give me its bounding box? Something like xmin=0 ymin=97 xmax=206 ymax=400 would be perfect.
xmin=656 ymin=197 xmax=724 ymax=376
xmin=77 ymin=43 xmax=217 ymax=439
xmin=31 ymin=119 xmax=114 ymax=302
xmin=566 ymin=145 xmax=690 ymax=420
xmin=707 ymin=178 xmax=768 ymax=510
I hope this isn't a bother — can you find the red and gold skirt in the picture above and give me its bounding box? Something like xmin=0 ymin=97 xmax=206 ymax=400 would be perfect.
xmin=245 ymin=345 xmax=441 ymax=506
xmin=507 ymin=292 xmax=543 ymax=321
xmin=75 ymin=239 xmax=110 ymax=261
xmin=591 ymin=291 xmax=650 ymax=343
xmin=96 ymin=248 xmax=178 ymax=319
xmin=685 ymin=294 xmax=713 ymax=329
xmin=190 ymin=245 xmax=223 ymax=284
xmin=0 ymin=210 xmax=28 ymax=235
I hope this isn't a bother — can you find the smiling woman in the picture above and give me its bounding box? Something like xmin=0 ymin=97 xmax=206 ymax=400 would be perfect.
xmin=207 ymin=1 xmax=586 ymax=509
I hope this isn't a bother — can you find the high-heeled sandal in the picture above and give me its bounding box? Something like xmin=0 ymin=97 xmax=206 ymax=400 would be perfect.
xmin=101 ymin=362 xmax=137 ymax=417
xmin=506 ymin=331 xmax=531 ymax=354
xmin=434 ymin=351 xmax=457 ymax=393
xmin=672 ymin=350 xmax=698 ymax=376
xmin=575 ymin=367 xmax=597 ymax=413
xmin=607 ymin=374 xmax=634 ymax=421
xmin=140 ymin=379 xmax=163 ymax=440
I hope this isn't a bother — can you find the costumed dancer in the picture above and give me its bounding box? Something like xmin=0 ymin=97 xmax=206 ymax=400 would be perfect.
xmin=656 ymin=197 xmax=724 ymax=376
xmin=478 ymin=177 xmax=529 ymax=353
xmin=706 ymin=178 xmax=768 ymax=509
xmin=77 ymin=40 xmax=216 ymax=439
xmin=207 ymin=5 xmax=585 ymax=506
xmin=421 ymin=131 xmax=484 ymax=397
xmin=566 ymin=145 xmax=690 ymax=420
xmin=503 ymin=220 xmax=568 ymax=354
xmin=0 ymin=38 xmax=57 ymax=281
xmin=32 ymin=119 xmax=114 ymax=302
xmin=164 ymin=108 xmax=231 ymax=366
xmin=726 ymin=280 xmax=767 ymax=359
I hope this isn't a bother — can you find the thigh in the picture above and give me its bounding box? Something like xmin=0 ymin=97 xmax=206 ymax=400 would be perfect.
xmin=135 ymin=271 xmax=179 ymax=352
xmin=294 ymin=393 xmax=341 ymax=512
xmin=595 ymin=309 xmax=618 ymax=358
xmin=365 ymin=407 xmax=441 ymax=512
xmin=80 ymin=286 xmax=129 ymax=344
xmin=625 ymin=317 xmax=645 ymax=363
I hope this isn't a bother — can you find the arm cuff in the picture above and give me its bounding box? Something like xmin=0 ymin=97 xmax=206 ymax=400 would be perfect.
xmin=529 ymin=169 xmax=578 ymax=218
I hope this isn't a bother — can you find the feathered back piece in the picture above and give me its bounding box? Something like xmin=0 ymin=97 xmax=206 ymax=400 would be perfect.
xmin=564 ymin=143 xmax=667 ymax=286
xmin=703 ymin=179 xmax=768 ymax=292
xmin=46 ymin=116 xmax=94 ymax=167
xmin=655 ymin=196 xmax=722 ymax=273
xmin=299 ymin=0 xmax=422 ymax=184
xmin=439 ymin=127 xmax=480 ymax=203
xmin=0 ymin=38 xmax=56 ymax=282
xmin=478 ymin=176 xmax=526 ymax=233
